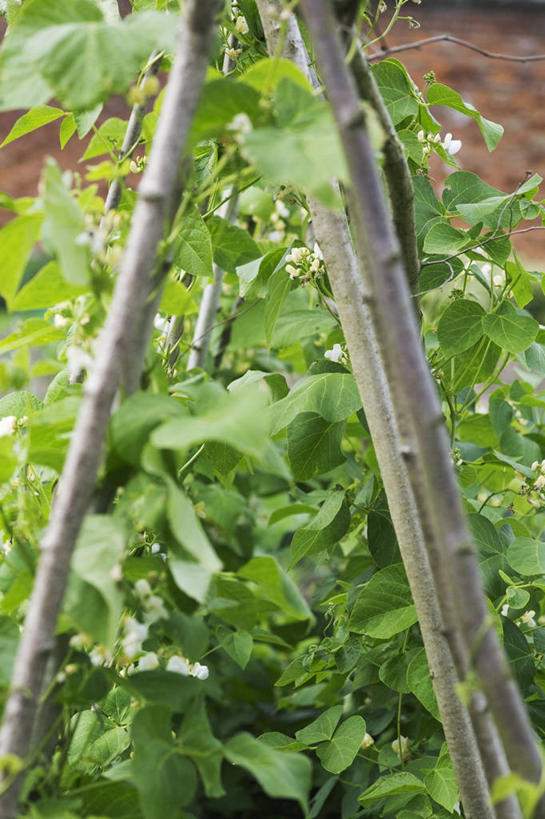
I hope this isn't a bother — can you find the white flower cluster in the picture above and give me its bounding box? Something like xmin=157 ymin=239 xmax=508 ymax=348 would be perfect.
xmin=520 ymin=460 xmax=545 ymax=507
xmin=285 ymin=244 xmax=325 ymax=285
xmin=417 ymin=130 xmax=462 ymax=157
xmin=134 ymin=578 xmax=168 ymax=624
xmin=166 ymin=654 xmax=209 ymax=680
xmin=268 ymin=198 xmax=290 ymax=242
xmin=122 ymin=616 xmax=149 ymax=658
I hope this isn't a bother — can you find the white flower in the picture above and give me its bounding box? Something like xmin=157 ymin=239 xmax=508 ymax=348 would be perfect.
xmin=442 ymin=132 xmax=462 ymax=156
xmin=110 ymin=564 xmax=123 ymax=582
xmin=74 ymin=231 xmax=92 ymax=247
xmin=417 ymin=129 xmax=426 ymax=143
xmin=151 ymin=542 xmax=161 ymax=554
xmin=167 ymin=655 xmax=190 ymax=675
xmin=275 ymin=200 xmax=290 ymax=219
xmin=535 ymin=475 xmax=545 ymax=491
xmin=137 ymin=651 xmax=159 ymax=671
xmin=360 ymin=732 xmax=374 ymax=749
xmin=135 ymin=579 xmax=152 ymax=599
xmin=66 ymin=346 xmax=93 ymax=379
xmin=286 ymin=264 xmax=299 ymax=279
xmin=324 ymin=344 xmax=344 ymax=363
xmin=235 ymin=15 xmax=249 ymax=34
xmin=313 ymin=242 xmax=323 ymax=260
xmin=0 ymin=416 xmax=17 ymax=437
xmin=191 ymin=662 xmax=209 ymax=680
xmin=521 ymin=610 xmax=536 ymax=627
xmin=392 ymin=735 xmax=410 ymax=760
xmin=144 ymin=594 xmax=168 ymax=624
xmin=53 ymin=313 xmax=70 ymax=329
xmin=532 ymin=461 xmax=540 ymax=472
xmin=122 ymin=617 xmax=148 ymax=658
xmin=228 ymin=113 xmax=252 ymax=135
xmin=268 ymin=230 xmax=285 ymax=242
xmin=501 ymin=604 xmax=510 ymax=617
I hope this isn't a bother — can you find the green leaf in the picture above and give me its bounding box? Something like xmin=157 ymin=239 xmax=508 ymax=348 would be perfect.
xmin=224 ymin=732 xmax=311 ymax=811
xmin=42 ymin=158 xmax=89 ymax=285
xmin=372 ymin=59 xmax=419 ymax=125
xmin=11 ymin=260 xmax=88 ymax=311
xmin=110 ymin=392 xmax=185 ymax=467
xmin=437 ymin=299 xmax=485 ymax=356
xmin=166 ymin=481 xmax=222 ymax=602
xmin=442 ymin=338 xmax=501 ymax=393
xmin=271 ymin=308 xmax=337 ymax=348
xmin=0 ymin=105 xmax=65 ymax=147
xmin=216 ymin=626 xmax=253 ymax=669
xmin=82 ymin=116 xmax=126 ymax=160
xmin=0 ymin=3 xmax=177 ymax=111
xmin=159 ymin=278 xmax=197 ymax=315
xmin=0 ymin=317 xmax=65 ymax=354
xmin=424 ymin=746 xmax=458 ymax=812
xmin=406 ymin=649 xmax=440 ymax=720
xmin=502 ymin=617 xmax=534 ymax=689
xmin=240 ymin=58 xmax=312 ymax=92
xmin=0 ymin=213 xmax=43 ymax=308
xmin=427 ymin=83 xmax=503 ymax=150
xmin=287 ymin=412 xmax=346 ymax=481
xmin=423 ymin=221 xmax=466 ymax=256
xmin=172 ymin=206 xmax=213 ymax=279
xmin=358 ymin=772 xmax=426 ymax=806
xmin=271 ymin=372 xmax=361 ymax=433
xmin=65 ymin=515 xmax=125 ymax=648
xmin=507 ymin=538 xmax=545 ymax=576
xmin=180 ymin=699 xmax=225 ymax=798
xmin=152 ymin=381 xmax=270 ymax=459
xmin=132 ymin=705 xmax=197 ymax=819
xmin=0 ymin=617 xmax=19 ymax=685
xmin=315 ymin=716 xmax=366 ymax=774
xmin=467 ymin=514 xmax=502 ymax=554
xmin=483 ymin=302 xmax=538 ymax=354
xmin=264 ymin=266 xmax=291 ymax=346
xmin=295 ymin=706 xmax=343 ymax=745
xmin=290 ymin=491 xmax=350 ymax=566
xmin=207 ymin=214 xmax=261 ymax=275
xmin=190 ymin=79 xmax=260 ymax=144
xmin=239 ymin=555 xmax=313 ymax=620
xmin=348 ymin=564 xmax=418 ymax=638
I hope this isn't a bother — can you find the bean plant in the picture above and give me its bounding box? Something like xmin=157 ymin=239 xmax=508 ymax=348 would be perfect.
xmin=0 ymin=1 xmax=544 ymax=817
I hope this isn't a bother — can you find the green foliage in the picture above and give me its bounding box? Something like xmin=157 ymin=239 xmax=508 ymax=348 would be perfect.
xmin=1 ymin=3 xmax=545 ymax=817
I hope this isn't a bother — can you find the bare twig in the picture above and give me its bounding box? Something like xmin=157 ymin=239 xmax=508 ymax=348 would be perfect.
xmin=300 ymin=1 xmax=543 ymax=814
xmin=368 ymin=34 xmax=545 ymax=63
xmin=0 ymin=3 xmax=221 ymax=816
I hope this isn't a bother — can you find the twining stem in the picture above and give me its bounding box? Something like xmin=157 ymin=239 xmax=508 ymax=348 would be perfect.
xmin=300 ymin=0 xmax=543 ymax=812
xmin=0 ymin=3 xmax=221 ymax=816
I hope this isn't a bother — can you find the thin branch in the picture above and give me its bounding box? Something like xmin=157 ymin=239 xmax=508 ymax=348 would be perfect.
xmin=0 ymin=3 xmax=221 ymax=816
xmin=255 ymin=3 xmax=498 ymax=818
xmin=368 ymin=34 xmax=545 ymax=63
xmin=300 ymin=1 xmax=543 ymax=814
xmin=421 ymin=225 xmax=545 ymax=269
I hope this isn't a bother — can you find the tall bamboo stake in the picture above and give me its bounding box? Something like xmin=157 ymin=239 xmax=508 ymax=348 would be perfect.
xmin=0 ymin=3 xmax=221 ymax=816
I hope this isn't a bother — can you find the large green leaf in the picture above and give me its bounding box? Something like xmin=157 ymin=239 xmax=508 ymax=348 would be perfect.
xmin=290 ymin=491 xmax=350 ymax=566
xmin=423 ymin=221 xmax=466 ymax=256
xmin=372 ymin=59 xmax=419 ymax=125
xmin=348 ymin=564 xmax=418 ymax=638
xmin=224 ymin=732 xmax=311 ymax=811
xmin=287 ymin=412 xmax=346 ymax=480
xmin=172 ymin=206 xmax=213 ymax=279
xmin=11 ymin=261 xmax=88 ymax=311
xmin=64 ymin=515 xmax=125 ymax=648
xmin=180 ymin=700 xmax=224 ymax=798
xmin=0 ymin=1 xmax=176 ymax=110
xmin=0 ymin=317 xmax=65 ymax=354
xmin=132 ymin=705 xmax=197 ymax=819
xmin=482 ymin=302 xmax=538 ymax=354
xmin=427 ymin=83 xmax=503 ymax=150
xmin=271 ymin=372 xmax=361 ymax=433
xmin=507 ymin=538 xmax=545 ymax=576
xmin=0 ymin=105 xmax=65 ymax=148
xmin=190 ymin=79 xmax=260 ymax=144
xmin=109 ymin=392 xmax=186 ymax=466
xmin=406 ymin=649 xmax=440 ymax=720
xmin=0 ymin=213 xmax=43 ymax=308
xmin=238 ymin=555 xmax=313 ymax=621
xmin=358 ymin=772 xmax=426 ymax=806
xmin=42 ymin=159 xmax=89 ymax=285
xmin=152 ymin=382 xmax=270 ymax=459
xmin=207 ymin=215 xmax=261 ymax=275
xmin=437 ymin=299 xmax=485 ymax=357
xmin=424 ymin=745 xmax=459 ymax=812
xmin=295 ymin=706 xmax=343 ymax=745
xmin=315 ymin=716 xmax=366 ymax=774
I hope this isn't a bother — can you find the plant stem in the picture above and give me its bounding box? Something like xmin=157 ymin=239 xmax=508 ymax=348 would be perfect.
xmin=0 ymin=3 xmax=221 ymax=816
